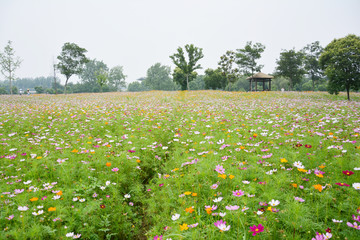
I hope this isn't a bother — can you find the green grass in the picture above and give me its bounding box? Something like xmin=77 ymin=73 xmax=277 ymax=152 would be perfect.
xmin=0 ymin=91 xmax=359 ymax=240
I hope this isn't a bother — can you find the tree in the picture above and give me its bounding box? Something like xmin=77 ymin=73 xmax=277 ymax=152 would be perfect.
xmin=143 ymin=63 xmax=176 ymax=90
xmin=57 ymin=42 xmax=89 ymax=94
xmin=302 ymin=41 xmax=324 ymax=91
xmin=127 ymin=81 xmax=149 ymax=92
xmin=218 ymin=50 xmax=239 ymax=85
xmin=319 ymin=34 xmax=360 ymax=101
xmin=236 ymin=42 xmax=265 ymax=75
xmin=170 ymin=44 xmax=204 ymax=90
xmin=275 ymin=49 xmax=306 ymax=91
xmin=95 ymin=68 xmax=108 ymax=92
xmin=80 ymin=59 xmax=108 ymax=90
xmin=34 ymin=86 xmax=44 ymax=94
xmin=172 ymin=67 xmax=197 ymax=91
xmin=108 ymin=66 xmax=126 ymax=90
xmin=204 ymin=68 xmax=227 ymax=90
xmin=0 ymin=41 xmax=22 ymax=95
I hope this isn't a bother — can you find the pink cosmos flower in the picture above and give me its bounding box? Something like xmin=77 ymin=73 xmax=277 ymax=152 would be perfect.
xmin=215 ymin=165 xmax=225 ymax=174
xmin=232 ymin=190 xmax=244 ymax=197
xmin=249 ymin=224 xmax=264 ymax=236
xmin=111 ymin=168 xmax=119 ymax=172
xmin=153 ymin=235 xmax=162 ymax=240
xmin=211 ymin=184 xmax=219 ymax=189
xmin=225 ymin=205 xmax=239 ymax=210
xmin=347 ymin=222 xmax=360 ymax=230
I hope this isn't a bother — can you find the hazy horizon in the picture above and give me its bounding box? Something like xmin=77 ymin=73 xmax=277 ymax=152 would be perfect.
xmin=1 ymin=0 xmax=359 ymax=84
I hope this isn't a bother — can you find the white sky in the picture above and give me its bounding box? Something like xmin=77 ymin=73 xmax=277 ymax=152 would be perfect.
xmin=1 ymin=0 xmax=359 ymax=84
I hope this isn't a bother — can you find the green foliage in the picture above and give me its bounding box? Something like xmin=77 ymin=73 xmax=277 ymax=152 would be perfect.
xmin=143 ymin=63 xmax=177 ymax=91
xmin=0 ymin=40 xmax=22 ymax=95
xmin=319 ymin=34 xmax=360 ymax=100
xmin=0 ymin=87 xmax=7 ymax=94
xmin=218 ymin=50 xmax=239 ymax=84
xmin=272 ymin=76 xmax=290 ymax=91
xmin=172 ymin=67 xmax=197 ymax=91
xmin=108 ymin=66 xmax=126 ymax=90
xmin=275 ymin=49 xmax=306 ymax=90
xmin=95 ymin=68 xmax=109 ymax=92
xmin=236 ymin=41 xmax=265 ymax=76
xmin=170 ymin=44 xmax=204 ymax=90
xmin=188 ymin=75 xmax=205 ymax=90
xmin=204 ymin=68 xmax=227 ymax=90
xmin=34 ymin=86 xmax=44 ymax=94
xmin=80 ymin=59 xmax=108 ymax=87
xmin=127 ymin=81 xmax=149 ymax=92
xmin=302 ymin=41 xmax=324 ymax=91
xmin=57 ymin=42 xmax=89 ymax=94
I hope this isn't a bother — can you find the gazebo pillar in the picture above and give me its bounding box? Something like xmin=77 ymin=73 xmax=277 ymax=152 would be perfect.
xmin=263 ymin=81 xmax=265 ymax=91
xmin=255 ymin=79 xmax=257 ymax=91
xmin=250 ymin=79 xmax=252 ymax=91
xmin=269 ymin=80 xmax=271 ymax=91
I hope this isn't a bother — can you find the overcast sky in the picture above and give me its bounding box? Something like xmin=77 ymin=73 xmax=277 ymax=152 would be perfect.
xmin=1 ymin=0 xmax=359 ymax=84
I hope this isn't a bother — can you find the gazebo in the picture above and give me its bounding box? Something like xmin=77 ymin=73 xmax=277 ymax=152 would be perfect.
xmin=247 ymin=72 xmax=274 ymax=91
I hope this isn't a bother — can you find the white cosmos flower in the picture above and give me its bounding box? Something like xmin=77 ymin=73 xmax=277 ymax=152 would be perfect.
xmin=100 ymin=186 xmax=106 ymax=190
xmin=171 ymin=213 xmax=180 ymax=221
xmin=66 ymin=232 xmax=74 ymax=237
xmin=37 ymin=205 xmax=43 ymax=209
xmin=353 ymin=183 xmax=360 ymax=190
xmin=105 ymin=181 xmax=111 ymax=186
xmin=217 ymin=223 xmax=231 ymax=231
xmin=256 ymin=210 xmax=264 ymax=215
xmin=268 ymin=199 xmax=280 ymax=206
xmin=18 ymin=206 xmax=29 ymax=211
xmin=73 ymin=197 xmax=78 ymax=201
xmin=52 ymin=195 xmax=61 ymax=200
xmin=124 ymin=194 xmax=131 ymax=198
xmin=79 ymin=198 xmax=85 ymax=202
xmin=213 ymin=197 xmax=223 ymax=203
xmin=24 ymin=180 xmax=32 ymax=185
xmin=219 ymin=212 xmax=226 ymax=217
xmin=293 ymin=161 xmax=304 ymax=169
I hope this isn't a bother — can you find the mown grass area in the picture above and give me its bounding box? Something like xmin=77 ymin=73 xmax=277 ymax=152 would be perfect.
xmin=1 ymin=91 xmax=360 ymax=240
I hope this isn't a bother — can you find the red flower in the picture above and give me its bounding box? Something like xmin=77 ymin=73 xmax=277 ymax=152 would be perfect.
xmin=295 ymin=143 xmax=303 ymax=147
xmin=342 ymin=170 xmax=354 ymax=176
xmin=100 ymin=204 xmax=105 ymax=209
xmin=305 ymin=144 xmax=312 ymax=148
xmin=326 ymin=228 xmax=331 ymax=233
xmin=335 ymin=182 xmax=350 ymax=187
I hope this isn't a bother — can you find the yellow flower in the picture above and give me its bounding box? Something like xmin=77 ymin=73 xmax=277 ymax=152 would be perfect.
xmin=280 ymin=158 xmax=288 ymax=163
xmin=229 ymin=175 xmax=235 ymax=179
xmin=184 ymin=191 xmax=192 ymax=195
xmin=297 ymin=168 xmax=307 ymax=173
xmin=267 ymin=206 xmax=273 ymax=211
xmin=179 ymin=223 xmax=189 ymax=231
xmin=218 ymin=174 xmax=227 ymax=179
xmin=30 ymin=197 xmax=38 ymax=202
xmin=48 ymin=207 xmax=56 ymax=212
xmin=36 ymin=156 xmax=42 ymax=159
xmin=136 ymin=160 xmax=141 ymax=163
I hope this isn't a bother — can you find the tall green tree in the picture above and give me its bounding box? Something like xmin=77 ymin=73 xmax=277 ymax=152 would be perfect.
xmin=144 ymin=63 xmax=176 ymax=90
xmin=80 ymin=59 xmax=108 ymax=91
xmin=302 ymin=41 xmax=324 ymax=91
xmin=95 ymin=68 xmax=108 ymax=92
xmin=170 ymin=44 xmax=204 ymax=90
xmin=275 ymin=49 xmax=306 ymax=91
xmin=172 ymin=67 xmax=197 ymax=91
xmin=236 ymin=41 xmax=265 ymax=76
xmin=218 ymin=50 xmax=239 ymax=85
xmin=0 ymin=41 xmax=22 ymax=95
xmin=319 ymin=34 xmax=360 ymax=101
xmin=57 ymin=42 xmax=89 ymax=94
xmin=109 ymin=66 xmax=126 ymax=90
xmin=204 ymin=68 xmax=227 ymax=90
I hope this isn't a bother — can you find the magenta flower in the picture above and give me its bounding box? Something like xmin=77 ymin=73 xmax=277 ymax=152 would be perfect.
xmin=232 ymin=190 xmax=244 ymax=197
xmin=111 ymin=167 xmax=119 ymax=172
xmin=352 ymin=215 xmax=360 ymax=222
xmin=128 ymin=150 xmax=136 ymax=153
xmin=215 ymin=165 xmax=225 ymax=174
xmin=249 ymin=224 xmax=264 ymax=236
xmin=343 ymin=170 xmax=354 ymax=176
xmin=159 ymin=183 xmax=164 ymax=187
xmin=214 ymin=219 xmax=226 ymax=227
xmin=347 ymin=222 xmax=360 ymax=230
xmin=153 ymin=235 xmax=162 ymax=240
xmin=335 ymin=182 xmax=350 ymax=187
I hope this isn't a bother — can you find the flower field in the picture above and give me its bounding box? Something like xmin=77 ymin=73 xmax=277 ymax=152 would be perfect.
xmin=1 ymin=91 xmax=360 ymax=240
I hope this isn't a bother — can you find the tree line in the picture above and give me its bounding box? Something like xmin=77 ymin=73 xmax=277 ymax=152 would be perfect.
xmin=1 ymin=34 xmax=359 ymax=99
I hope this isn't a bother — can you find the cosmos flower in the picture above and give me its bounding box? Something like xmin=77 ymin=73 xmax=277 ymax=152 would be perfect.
xmin=171 ymin=213 xmax=180 ymax=221
xmin=232 ymin=190 xmax=244 ymax=197
xmin=249 ymin=224 xmax=264 ymax=236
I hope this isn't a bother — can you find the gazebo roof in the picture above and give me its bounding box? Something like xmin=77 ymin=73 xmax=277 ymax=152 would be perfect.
xmin=246 ymin=72 xmax=274 ymax=80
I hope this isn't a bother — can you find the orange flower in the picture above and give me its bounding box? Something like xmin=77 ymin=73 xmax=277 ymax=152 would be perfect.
xmin=185 ymin=206 xmax=194 ymax=213
xmin=316 ymin=174 xmax=324 ymax=178
xmin=229 ymin=175 xmax=235 ymax=179
xmin=218 ymin=174 xmax=226 ymax=179
xmin=48 ymin=207 xmax=56 ymax=212
xmin=30 ymin=197 xmax=38 ymax=202
xmin=205 ymin=207 xmax=212 ymax=215
xmin=106 ymin=162 xmax=111 ymax=167
xmin=56 ymin=191 xmax=63 ymax=196
xmin=71 ymin=149 xmax=78 ymax=153
xmin=297 ymin=168 xmax=307 ymax=173
xmin=313 ymin=184 xmax=323 ymax=192
xmin=136 ymin=160 xmax=141 ymax=163
xmin=319 ymin=165 xmax=326 ymax=169
xmin=292 ymin=183 xmax=298 ymax=188
xmin=191 ymin=193 xmax=197 ymax=197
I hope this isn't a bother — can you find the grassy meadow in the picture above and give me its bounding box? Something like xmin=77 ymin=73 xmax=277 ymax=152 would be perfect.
xmin=1 ymin=91 xmax=360 ymax=240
